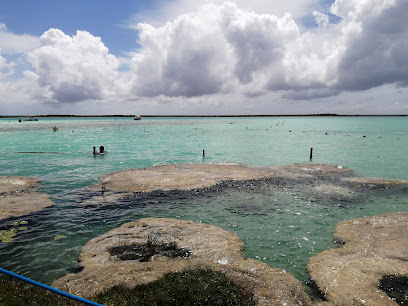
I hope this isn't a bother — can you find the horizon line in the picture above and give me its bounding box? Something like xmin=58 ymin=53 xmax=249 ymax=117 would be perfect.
xmin=1 ymin=114 xmax=408 ymax=118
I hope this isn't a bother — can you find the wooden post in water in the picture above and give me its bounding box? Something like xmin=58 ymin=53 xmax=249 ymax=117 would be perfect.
xmin=203 ymin=150 xmax=205 ymax=159
xmin=310 ymin=148 xmax=313 ymax=160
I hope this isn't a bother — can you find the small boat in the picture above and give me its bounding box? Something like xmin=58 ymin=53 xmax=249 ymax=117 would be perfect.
xmin=19 ymin=117 xmax=38 ymax=122
xmin=134 ymin=115 xmax=141 ymax=120
xmin=24 ymin=117 xmax=38 ymax=121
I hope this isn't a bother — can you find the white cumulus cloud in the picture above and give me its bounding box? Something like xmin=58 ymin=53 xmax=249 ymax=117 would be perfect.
xmin=130 ymin=3 xmax=236 ymax=97
xmin=333 ymin=0 xmax=408 ymax=90
xmin=129 ymin=2 xmax=303 ymax=97
xmin=2 ymin=0 xmax=408 ymax=114
xmin=0 ymin=54 xmax=11 ymax=78
xmin=0 ymin=23 xmax=40 ymax=54
xmin=128 ymin=0 xmax=407 ymax=101
xmin=27 ymin=29 xmax=121 ymax=103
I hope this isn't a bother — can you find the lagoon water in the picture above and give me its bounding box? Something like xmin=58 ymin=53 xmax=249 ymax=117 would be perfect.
xmin=0 ymin=116 xmax=407 ymax=288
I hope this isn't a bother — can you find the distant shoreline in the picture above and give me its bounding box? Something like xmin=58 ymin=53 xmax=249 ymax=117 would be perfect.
xmin=1 ymin=114 xmax=407 ymax=118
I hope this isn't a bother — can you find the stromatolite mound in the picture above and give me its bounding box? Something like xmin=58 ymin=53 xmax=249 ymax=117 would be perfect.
xmin=99 ymin=163 xmax=278 ymax=193
xmin=82 ymin=163 xmax=358 ymax=205
xmin=53 ymin=218 xmax=311 ymax=305
xmin=307 ymin=212 xmax=408 ymax=305
xmin=98 ymin=163 xmax=353 ymax=193
xmin=80 ymin=163 xmax=408 ymax=207
xmin=0 ymin=176 xmax=53 ymax=221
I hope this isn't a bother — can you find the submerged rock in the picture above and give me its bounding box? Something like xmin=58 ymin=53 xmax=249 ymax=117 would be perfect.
xmin=307 ymin=211 xmax=408 ymax=305
xmin=79 ymin=163 xmax=408 ymax=209
xmin=380 ymin=275 xmax=408 ymax=305
xmin=0 ymin=176 xmax=39 ymax=195
xmin=341 ymin=176 xmax=408 ymax=189
xmin=283 ymin=164 xmax=352 ymax=176
xmin=302 ymin=183 xmax=358 ymax=202
xmin=53 ymin=218 xmax=311 ymax=305
xmin=82 ymin=163 xmax=357 ymax=205
xmin=98 ymin=163 xmax=278 ymax=193
xmin=0 ymin=176 xmax=53 ymax=221
xmin=82 ymin=163 xmax=279 ymax=205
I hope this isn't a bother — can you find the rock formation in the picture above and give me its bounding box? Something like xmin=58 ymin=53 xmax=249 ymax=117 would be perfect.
xmin=82 ymin=163 xmax=359 ymax=205
xmin=307 ymin=211 xmax=408 ymax=305
xmin=0 ymin=176 xmax=53 ymax=221
xmin=53 ymin=218 xmax=312 ymax=305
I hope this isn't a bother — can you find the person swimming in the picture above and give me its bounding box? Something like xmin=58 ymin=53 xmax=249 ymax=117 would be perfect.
xmin=93 ymin=146 xmax=107 ymax=155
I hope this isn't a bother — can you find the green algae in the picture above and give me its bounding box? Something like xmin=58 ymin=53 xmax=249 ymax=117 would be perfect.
xmin=0 ymin=220 xmax=30 ymax=243
xmin=0 ymin=230 xmax=17 ymax=243
xmin=54 ymin=235 xmax=66 ymax=240
xmin=1 ymin=237 xmax=14 ymax=243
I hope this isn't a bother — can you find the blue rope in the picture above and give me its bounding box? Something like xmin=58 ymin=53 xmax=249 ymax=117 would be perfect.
xmin=0 ymin=267 xmax=103 ymax=306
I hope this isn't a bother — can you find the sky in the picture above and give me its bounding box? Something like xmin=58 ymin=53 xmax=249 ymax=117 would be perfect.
xmin=0 ymin=0 xmax=407 ymax=115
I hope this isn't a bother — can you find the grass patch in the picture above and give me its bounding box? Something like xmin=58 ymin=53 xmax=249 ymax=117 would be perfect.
xmin=93 ymin=268 xmax=256 ymax=306
xmin=1 ymin=268 xmax=256 ymax=305
xmin=0 ymin=275 xmax=84 ymax=306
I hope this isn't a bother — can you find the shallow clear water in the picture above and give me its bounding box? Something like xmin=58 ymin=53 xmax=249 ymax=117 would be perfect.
xmin=0 ymin=116 xmax=407 ymax=287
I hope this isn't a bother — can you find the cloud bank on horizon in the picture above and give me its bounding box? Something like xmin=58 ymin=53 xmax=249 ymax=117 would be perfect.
xmin=1 ymin=0 xmax=407 ymax=115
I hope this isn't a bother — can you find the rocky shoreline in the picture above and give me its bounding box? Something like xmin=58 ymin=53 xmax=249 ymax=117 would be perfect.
xmin=52 ymin=212 xmax=408 ymax=305
xmin=1 ymin=164 xmax=407 ymax=304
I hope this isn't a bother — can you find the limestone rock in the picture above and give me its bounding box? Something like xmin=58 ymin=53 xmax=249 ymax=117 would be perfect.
xmin=98 ymin=163 xmax=278 ymax=193
xmin=53 ymin=218 xmax=311 ymax=305
xmin=82 ymin=163 xmax=355 ymax=205
xmin=98 ymin=163 xmax=352 ymax=194
xmin=0 ymin=176 xmax=53 ymax=221
xmin=307 ymin=212 xmax=408 ymax=305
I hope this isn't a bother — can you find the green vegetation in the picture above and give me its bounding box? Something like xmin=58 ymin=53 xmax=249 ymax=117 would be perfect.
xmin=0 ymin=221 xmax=30 ymax=243
xmin=0 ymin=275 xmax=83 ymax=306
xmin=0 ymin=268 xmax=256 ymax=306
xmin=93 ymin=268 xmax=255 ymax=306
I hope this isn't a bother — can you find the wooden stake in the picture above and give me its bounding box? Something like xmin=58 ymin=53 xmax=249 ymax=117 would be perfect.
xmin=310 ymin=148 xmax=313 ymax=160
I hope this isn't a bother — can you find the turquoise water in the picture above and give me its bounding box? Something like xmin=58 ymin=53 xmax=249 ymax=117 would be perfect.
xmin=0 ymin=116 xmax=407 ymax=287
